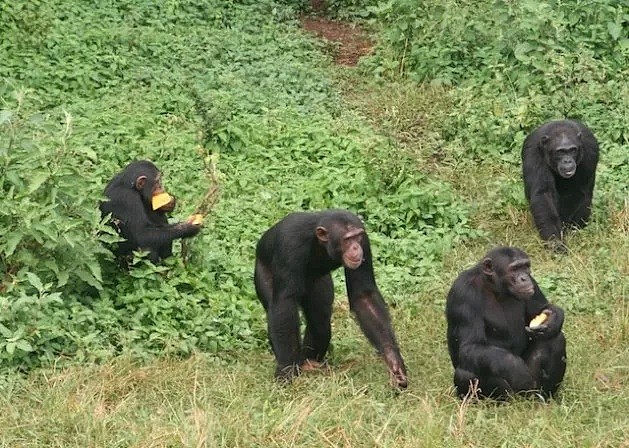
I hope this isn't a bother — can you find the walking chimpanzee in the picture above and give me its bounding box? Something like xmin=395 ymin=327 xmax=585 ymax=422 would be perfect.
xmin=254 ymin=209 xmax=408 ymax=388
xmin=522 ymin=119 xmax=599 ymax=252
xmin=100 ymin=160 xmax=201 ymax=265
xmin=446 ymin=247 xmax=566 ymax=399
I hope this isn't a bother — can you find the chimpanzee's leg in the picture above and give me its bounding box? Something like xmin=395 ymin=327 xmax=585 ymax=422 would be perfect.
xmin=565 ymin=192 xmax=593 ymax=228
xmin=301 ymin=274 xmax=334 ymax=364
xmin=524 ymin=333 xmax=567 ymax=397
xmin=455 ymin=368 xmax=518 ymax=399
xmin=454 ymin=368 xmax=479 ymax=398
xmin=268 ymin=295 xmax=302 ymax=381
xmin=254 ymin=259 xmax=277 ymax=353
xmin=266 ymin=268 xmax=306 ymax=382
xmin=254 ymin=259 xmax=273 ymax=311
xmin=157 ymin=243 xmax=173 ymax=261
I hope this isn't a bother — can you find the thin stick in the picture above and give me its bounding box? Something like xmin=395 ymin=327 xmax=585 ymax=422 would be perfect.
xmin=181 ymin=151 xmax=221 ymax=263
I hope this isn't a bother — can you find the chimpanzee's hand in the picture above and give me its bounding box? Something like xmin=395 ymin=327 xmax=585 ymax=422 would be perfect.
xmin=390 ymin=364 xmax=408 ymax=389
xmin=545 ymin=237 xmax=568 ymax=254
xmin=176 ymin=222 xmax=202 ymax=238
xmin=525 ymin=309 xmax=560 ymax=340
xmin=525 ymin=323 xmax=549 ymax=338
xmin=384 ymin=349 xmax=408 ymax=389
xmin=186 ymin=214 xmax=204 ymax=226
xmin=300 ymin=359 xmax=327 ymax=372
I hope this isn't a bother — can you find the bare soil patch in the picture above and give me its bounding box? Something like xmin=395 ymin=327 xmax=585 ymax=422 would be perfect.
xmin=301 ymin=17 xmax=373 ymax=66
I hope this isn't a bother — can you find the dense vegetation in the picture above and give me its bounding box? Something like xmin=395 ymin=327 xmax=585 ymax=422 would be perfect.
xmin=0 ymin=0 xmax=627 ymax=446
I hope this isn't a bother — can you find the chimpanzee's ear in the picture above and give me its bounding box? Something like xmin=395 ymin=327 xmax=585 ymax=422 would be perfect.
xmin=315 ymin=226 xmax=329 ymax=243
xmin=539 ymin=135 xmax=549 ymax=148
xmin=482 ymin=258 xmax=494 ymax=276
xmin=134 ymin=175 xmax=147 ymax=191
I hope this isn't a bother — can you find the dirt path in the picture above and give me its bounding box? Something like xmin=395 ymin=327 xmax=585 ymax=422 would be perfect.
xmin=301 ymin=17 xmax=373 ymax=66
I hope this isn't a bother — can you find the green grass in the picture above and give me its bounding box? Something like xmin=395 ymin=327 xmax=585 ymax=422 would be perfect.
xmin=0 ymin=302 xmax=627 ymax=447
xmin=0 ymin=0 xmax=628 ymax=446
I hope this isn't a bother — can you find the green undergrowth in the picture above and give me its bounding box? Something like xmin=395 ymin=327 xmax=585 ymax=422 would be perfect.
xmin=0 ymin=0 xmax=478 ymax=369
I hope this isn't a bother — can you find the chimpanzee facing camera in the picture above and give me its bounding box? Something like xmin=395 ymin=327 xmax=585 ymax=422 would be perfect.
xmin=522 ymin=119 xmax=599 ymax=252
xmin=446 ymin=247 xmax=566 ymax=400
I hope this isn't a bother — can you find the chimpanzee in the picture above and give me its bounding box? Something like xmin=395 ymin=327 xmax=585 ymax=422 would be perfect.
xmin=446 ymin=247 xmax=566 ymax=399
xmin=522 ymin=119 xmax=599 ymax=252
xmin=254 ymin=209 xmax=408 ymax=388
xmin=99 ymin=160 xmax=201 ymax=265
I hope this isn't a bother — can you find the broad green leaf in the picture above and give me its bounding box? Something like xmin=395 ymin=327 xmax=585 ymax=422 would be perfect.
xmin=46 ymin=292 xmax=63 ymax=303
xmin=75 ymin=269 xmax=101 ymax=289
xmin=57 ymin=271 xmax=69 ymax=288
xmin=16 ymin=340 xmax=33 ymax=352
xmin=0 ymin=323 xmax=12 ymax=338
xmin=607 ymin=21 xmax=622 ymax=40
xmin=0 ymin=110 xmax=12 ymax=125
xmin=25 ymin=272 xmax=44 ymax=293
xmin=27 ymin=172 xmax=49 ymax=195
xmin=76 ymin=146 xmax=98 ymax=162
xmin=513 ymin=43 xmax=533 ymax=62
xmin=87 ymin=261 xmax=103 ymax=283
xmin=3 ymin=232 xmax=22 ymax=257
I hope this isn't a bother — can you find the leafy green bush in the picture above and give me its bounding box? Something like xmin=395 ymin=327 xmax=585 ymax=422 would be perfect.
xmin=277 ymin=0 xmax=380 ymax=18
xmin=366 ymin=0 xmax=628 ymax=88
xmin=0 ymin=92 xmax=109 ymax=294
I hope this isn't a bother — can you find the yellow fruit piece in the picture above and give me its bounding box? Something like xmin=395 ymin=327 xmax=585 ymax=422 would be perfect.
xmin=152 ymin=192 xmax=173 ymax=210
xmin=529 ymin=312 xmax=548 ymax=328
xmin=189 ymin=214 xmax=203 ymax=225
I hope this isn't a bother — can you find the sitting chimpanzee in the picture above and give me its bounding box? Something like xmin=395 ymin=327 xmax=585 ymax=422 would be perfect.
xmin=446 ymin=247 xmax=566 ymax=399
xmin=522 ymin=119 xmax=599 ymax=252
xmin=100 ymin=160 xmax=201 ymax=265
xmin=254 ymin=209 xmax=408 ymax=388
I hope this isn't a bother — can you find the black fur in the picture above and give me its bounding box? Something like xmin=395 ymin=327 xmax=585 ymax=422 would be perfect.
xmin=446 ymin=247 xmax=567 ymax=399
xmin=254 ymin=209 xmax=407 ymax=388
xmin=522 ymin=119 xmax=599 ymax=249
xmin=99 ymin=160 xmax=200 ymax=265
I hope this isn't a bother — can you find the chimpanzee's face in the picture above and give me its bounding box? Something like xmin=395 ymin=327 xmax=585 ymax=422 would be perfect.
xmin=135 ymin=171 xmax=159 ymax=203
xmin=316 ymin=223 xmax=365 ymax=269
xmin=338 ymin=226 xmax=364 ymax=269
xmin=503 ymin=259 xmax=535 ymax=299
xmin=483 ymin=250 xmax=535 ymax=300
xmin=542 ymin=132 xmax=582 ymax=179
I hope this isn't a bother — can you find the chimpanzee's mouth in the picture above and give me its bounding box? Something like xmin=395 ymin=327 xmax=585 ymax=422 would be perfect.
xmin=559 ymin=169 xmax=575 ymax=178
xmin=344 ymin=257 xmax=363 ymax=269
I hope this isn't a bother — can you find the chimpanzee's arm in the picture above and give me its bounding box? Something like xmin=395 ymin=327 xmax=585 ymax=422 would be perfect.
xmin=101 ymin=190 xmax=199 ymax=245
xmin=523 ymin=145 xmax=562 ymax=241
xmin=567 ymin=176 xmax=596 ymax=226
xmin=527 ymin=182 xmax=562 ymax=241
xmin=344 ymin=236 xmax=407 ymax=388
xmin=133 ymin=221 xmax=200 ymax=248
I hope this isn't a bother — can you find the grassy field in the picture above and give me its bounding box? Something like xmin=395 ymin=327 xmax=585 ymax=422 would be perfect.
xmin=0 ymin=297 xmax=627 ymax=447
xmin=0 ymin=1 xmax=627 ymax=447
